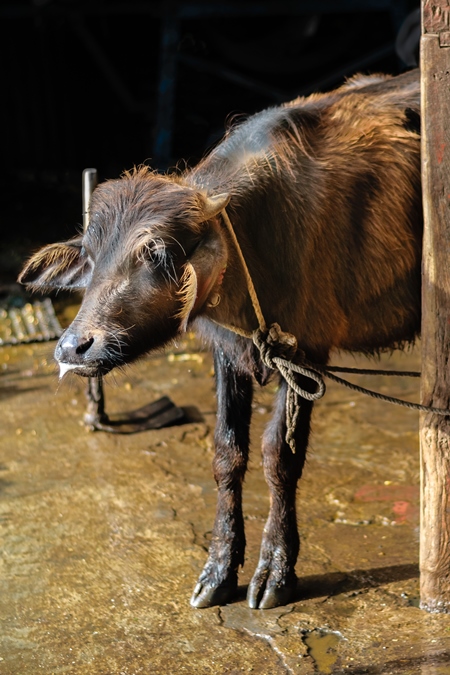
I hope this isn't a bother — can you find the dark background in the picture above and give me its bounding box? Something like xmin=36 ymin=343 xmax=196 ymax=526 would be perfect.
xmin=1 ymin=0 xmax=420 ymax=285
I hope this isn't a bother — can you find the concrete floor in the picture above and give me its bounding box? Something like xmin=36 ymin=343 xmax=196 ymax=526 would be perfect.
xmin=2 ymin=324 xmax=450 ymax=674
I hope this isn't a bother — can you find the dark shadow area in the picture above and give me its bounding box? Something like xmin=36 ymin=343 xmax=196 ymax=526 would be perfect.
xmin=181 ymin=405 xmax=206 ymax=424
xmin=87 ymin=396 xmax=203 ymax=433
xmin=344 ymin=649 xmax=450 ymax=675
xmin=0 ymin=478 xmax=14 ymax=495
xmin=295 ymin=563 xmax=420 ymax=600
xmin=0 ymin=383 xmax=49 ymax=402
xmin=233 ymin=563 xmax=420 ymax=605
xmin=89 ymin=395 xmax=186 ymax=433
xmin=0 ymin=0 xmax=420 ymax=286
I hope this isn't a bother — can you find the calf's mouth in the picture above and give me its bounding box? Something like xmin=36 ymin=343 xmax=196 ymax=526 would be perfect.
xmin=54 ymin=328 xmax=117 ymax=379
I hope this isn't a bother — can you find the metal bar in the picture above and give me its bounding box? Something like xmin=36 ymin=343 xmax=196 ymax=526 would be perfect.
xmin=81 ymin=168 xmax=109 ymax=430
xmin=82 ymin=168 xmax=98 ymax=231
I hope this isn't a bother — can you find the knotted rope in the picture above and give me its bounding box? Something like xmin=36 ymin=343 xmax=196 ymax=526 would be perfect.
xmin=252 ymin=324 xmax=325 ymax=452
xmin=218 ymin=208 xmax=450 ymax=452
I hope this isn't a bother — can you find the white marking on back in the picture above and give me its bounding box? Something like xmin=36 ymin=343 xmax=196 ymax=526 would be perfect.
xmin=212 ymin=109 xmax=282 ymax=169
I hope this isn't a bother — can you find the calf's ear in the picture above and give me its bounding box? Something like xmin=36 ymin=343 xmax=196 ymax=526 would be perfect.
xmin=18 ymin=237 xmax=92 ymax=291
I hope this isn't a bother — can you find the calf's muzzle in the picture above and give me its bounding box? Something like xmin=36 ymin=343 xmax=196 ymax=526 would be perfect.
xmin=55 ymin=328 xmax=103 ymax=378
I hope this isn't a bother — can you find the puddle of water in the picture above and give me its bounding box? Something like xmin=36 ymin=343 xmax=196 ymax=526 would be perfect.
xmin=302 ymin=628 xmax=343 ymax=674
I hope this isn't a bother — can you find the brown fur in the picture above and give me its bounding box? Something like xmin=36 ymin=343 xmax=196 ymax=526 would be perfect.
xmin=18 ymin=68 xmax=422 ymax=609
xmin=189 ymin=70 xmax=421 ymax=363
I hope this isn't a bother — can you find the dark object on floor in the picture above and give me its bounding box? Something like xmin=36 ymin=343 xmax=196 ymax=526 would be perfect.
xmin=84 ymin=393 xmax=185 ymax=434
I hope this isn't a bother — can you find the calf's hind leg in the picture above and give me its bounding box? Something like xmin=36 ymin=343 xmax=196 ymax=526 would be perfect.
xmin=248 ymin=377 xmax=313 ymax=609
xmin=190 ymin=347 xmax=253 ymax=608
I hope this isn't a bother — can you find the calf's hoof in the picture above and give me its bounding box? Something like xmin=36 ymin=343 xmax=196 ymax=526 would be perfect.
xmin=190 ymin=571 xmax=238 ymax=608
xmin=247 ymin=568 xmax=297 ymax=609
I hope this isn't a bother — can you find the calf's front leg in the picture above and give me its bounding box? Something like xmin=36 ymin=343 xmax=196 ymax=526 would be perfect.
xmin=190 ymin=347 xmax=253 ymax=608
xmin=248 ymin=377 xmax=313 ymax=609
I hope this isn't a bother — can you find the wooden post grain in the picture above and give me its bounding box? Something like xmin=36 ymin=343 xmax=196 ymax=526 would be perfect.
xmin=420 ymin=0 xmax=450 ymax=612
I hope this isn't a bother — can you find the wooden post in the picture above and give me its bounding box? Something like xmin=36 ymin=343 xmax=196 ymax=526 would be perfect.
xmin=420 ymin=0 xmax=450 ymax=612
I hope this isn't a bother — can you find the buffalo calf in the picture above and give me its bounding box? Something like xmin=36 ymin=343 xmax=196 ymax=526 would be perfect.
xmin=19 ymin=69 xmax=421 ymax=609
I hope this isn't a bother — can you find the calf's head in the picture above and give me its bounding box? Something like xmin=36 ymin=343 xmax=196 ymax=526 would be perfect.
xmin=18 ymin=169 xmax=229 ymax=378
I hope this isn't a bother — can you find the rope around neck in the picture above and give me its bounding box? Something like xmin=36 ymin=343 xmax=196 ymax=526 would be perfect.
xmin=218 ymin=208 xmax=450 ymax=452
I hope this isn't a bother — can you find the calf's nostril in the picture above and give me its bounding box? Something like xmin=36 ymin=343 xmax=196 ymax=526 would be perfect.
xmin=76 ymin=336 xmax=94 ymax=355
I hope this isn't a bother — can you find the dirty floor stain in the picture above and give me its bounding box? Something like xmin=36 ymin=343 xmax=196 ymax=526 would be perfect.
xmin=302 ymin=629 xmax=343 ymax=674
xmin=1 ymin=334 xmax=450 ymax=674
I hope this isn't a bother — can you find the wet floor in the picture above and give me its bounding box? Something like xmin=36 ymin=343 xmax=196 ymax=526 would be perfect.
xmin=2 ymin=317 xmax=450 ymax=674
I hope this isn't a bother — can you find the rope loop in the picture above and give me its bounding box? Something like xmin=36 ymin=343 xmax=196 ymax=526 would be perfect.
xmin=273 ymin=356 xmax=326 ymax=402
xmin=252 ymin=323 xmax=327 ymax=452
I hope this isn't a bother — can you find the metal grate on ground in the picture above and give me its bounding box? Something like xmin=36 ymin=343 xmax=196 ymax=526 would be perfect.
xmin=0 ymin=298 xmax=63 ymax=346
